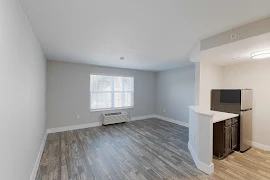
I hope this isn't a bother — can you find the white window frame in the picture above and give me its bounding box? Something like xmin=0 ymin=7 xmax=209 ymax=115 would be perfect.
xmin=90 ymin=74 xmax=134 ymax=112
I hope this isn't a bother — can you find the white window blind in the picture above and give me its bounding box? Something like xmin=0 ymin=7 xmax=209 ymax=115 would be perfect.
xmin=90 ymin=74 xmax=134 ymax=110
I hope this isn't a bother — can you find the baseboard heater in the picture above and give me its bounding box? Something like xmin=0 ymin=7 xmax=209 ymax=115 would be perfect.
xmin=102 ymin=111 xmax=129 ymax=125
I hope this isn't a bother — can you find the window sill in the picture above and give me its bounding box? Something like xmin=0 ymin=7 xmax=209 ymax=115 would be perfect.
xmin=90 ymin=107 xmax=134 ymax=112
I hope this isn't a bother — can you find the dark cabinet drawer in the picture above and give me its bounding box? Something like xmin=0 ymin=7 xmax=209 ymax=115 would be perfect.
xmin=224 ymin=119 xmax=232 ymax=126
xmin=232 ymin=117 xmax=238 ymax=124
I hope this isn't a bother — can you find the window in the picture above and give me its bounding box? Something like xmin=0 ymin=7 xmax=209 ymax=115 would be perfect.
xmin=90 ymin=74 xmax=134 ymax=111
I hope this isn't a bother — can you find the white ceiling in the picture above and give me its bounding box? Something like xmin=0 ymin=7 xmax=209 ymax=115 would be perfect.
xmin=199 ymin=32 xmax=270 ymax=66
xmin=20 ymin=0 xmax=270 ymax=71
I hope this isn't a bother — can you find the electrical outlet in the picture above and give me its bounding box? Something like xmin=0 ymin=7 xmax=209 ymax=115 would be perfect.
xmin=163 ymin=108 xmax=166 ymax=113
xmin=76 ymin=115 xmax=80 ymax=119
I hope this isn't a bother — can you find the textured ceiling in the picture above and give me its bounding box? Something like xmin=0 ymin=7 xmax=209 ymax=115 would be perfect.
xmin=20 ymin=0 xmax=270 ymax=71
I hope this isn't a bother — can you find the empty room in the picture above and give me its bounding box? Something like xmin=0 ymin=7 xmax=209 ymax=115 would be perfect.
xmin=2 ymin=0 xmax=270 ymax=180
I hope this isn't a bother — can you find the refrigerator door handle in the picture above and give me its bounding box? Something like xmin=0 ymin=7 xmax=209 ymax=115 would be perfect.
xmin=241 ymin=108 xmax=252 ymax=112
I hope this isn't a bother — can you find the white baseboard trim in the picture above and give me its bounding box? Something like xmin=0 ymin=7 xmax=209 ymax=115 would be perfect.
xmin=46 ymin=114 xmax=156 ymax=134
xmin=47 ymin=122 xmax=102 ymax=134
xmin=130 ymin=114 xmax=155 ymax=121
xmin=46 ymin=114 xmax=190 ymax=133
xmin=154 ymin=114 xmax=189 ymax=127
xmin=251 ymin=141 xmax=270 ymax=151
xmin=30 ymin=132 xmax=48 ymax=180
xmin=188 ymin=142 xmax=214 ymax=175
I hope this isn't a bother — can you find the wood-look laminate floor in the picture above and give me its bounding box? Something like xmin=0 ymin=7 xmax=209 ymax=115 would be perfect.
xmin=212 ymin=148 xmax=270 ymax=180
xmin=36 ymin=118 xmax=270 ymax=180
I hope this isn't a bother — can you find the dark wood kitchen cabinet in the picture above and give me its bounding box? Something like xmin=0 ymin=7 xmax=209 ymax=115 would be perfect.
xmin=231 ymin=122 xmax=239 ymax=150
xmin=224 ymin=126 xmax=232 ymax=155
xmin=213 ymin=117 xmax=239 ymax=159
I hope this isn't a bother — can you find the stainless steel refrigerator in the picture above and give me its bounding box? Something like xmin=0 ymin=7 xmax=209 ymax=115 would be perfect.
xmin=211 ymin=89 xmax=253 ymax=152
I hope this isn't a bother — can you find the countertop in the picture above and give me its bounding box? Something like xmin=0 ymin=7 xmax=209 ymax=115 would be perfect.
xmin=211 ymin=111 xmax=239 ymax=123
xmin=189 ymin=106 xmax=239 ymax=123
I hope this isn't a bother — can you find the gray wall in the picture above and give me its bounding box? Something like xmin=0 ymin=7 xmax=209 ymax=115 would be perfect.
xmin=155 ymin=66 xmax=195 ymax=123
xmin=0 ymin=0 xmax=46 ymax=179
xmin=47 ymin=61 xmax=156 ymax=128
